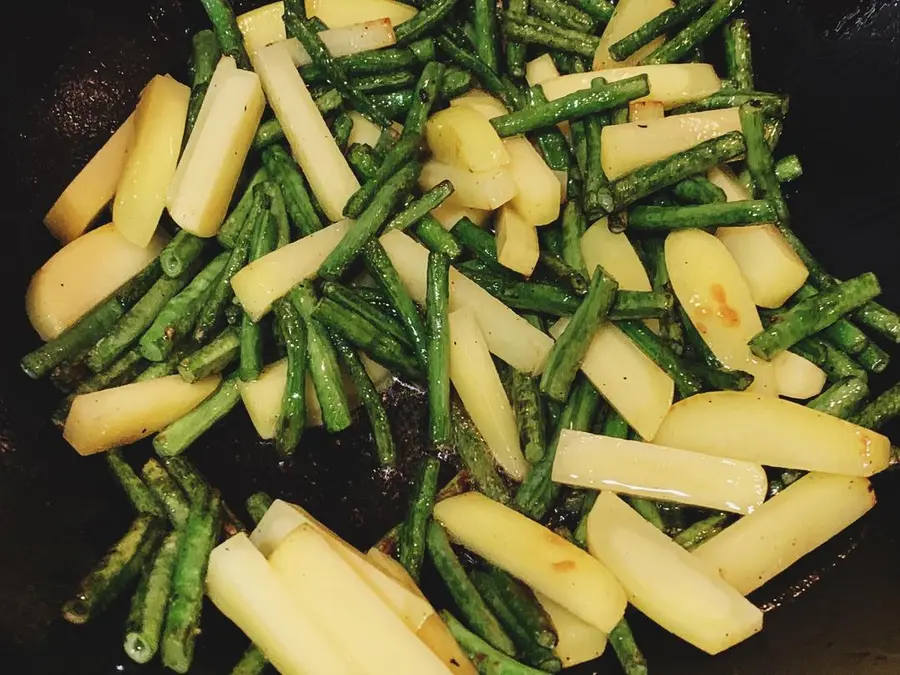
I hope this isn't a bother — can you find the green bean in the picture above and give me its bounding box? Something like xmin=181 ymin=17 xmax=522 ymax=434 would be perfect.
xmin=532 ymin=0 xmax=594 ymax=32
xmin=185 ymin=30 xmax=222 ymax=141
xmin=674 ymin=514 xmax=729 ymax=550
xmin=229 ymin=647 xmax=267 ymax=675
xmin=450 ymin=403 xmax=513 ymax=504
xmin=386 ymin=181 xmax=455 ymax=232
xmin=560 ymin=201 xmax=589 ymax=277
xmin=616 ymin=320 xmax=704 ymax=398
xmin=107 ymin=450 xmax=165 ymax=518
xmin=724 ymin=18 xmax=754 ymax=90
xmin=177 ymin=327 xmax=240 ymax=383
xmin=608 ymin=619 xmax=649 ymax=675
xmin=671 ymin=90 xmax=788 ymax=117
xmin=141 ymin=458 xmax=190 ymax=528
xmin=394 ymin=0 xmax=461 ymax=44
xmin=807 ymin=377 xmax=869 ymax=420
xmin=583 ymin=81 xmax=611 ymax=218
xmin=160 ymin=457 xmax=209 ymax=505
xmin=541 ymin=267 xmax=618 ymax=402
xmin=300 ymin=46 xmax=419 ymax=84
xmin=426 ymin=252 xmax=452 ymax=447
xmin=526 ymin=87 xmax=571 ymax=173
xmin=62 ymin=514 xmax=165 ymax=625
xmin=350 ymin=70 xmax=417 ymax=93
xmin=641 ymin=0 xmax=744 ymax=65
xmin=671 ymin=175 xmax=727 ymax=205
xmin=240 ymin=211 xmax=276 ymax=383
xmin=473 ymin=0 xmax=501 ymax=71
xmin=217 ymin=168 xmax=268 ymax=249
xmin=809 ymin=337 xmax=868 ymax=383
xmin=509 ymin=363 xmax=546 ymax=465
xmin=321 ymin=281 xmax=411 ymax=347
xmin=160 ymin=230 xmax=206 ymax=280
xmin=274 ymin=297 xmax=308 ymax=456
xmin=436 ymin=34 xmax=524 ymax=110
xmin=792 ymin=284 xmax=869 ymax=356
xmin=415 ymin=216 xmax=463 ymax=259
xmin=251 ymin=117 xmax=284 ymax=151
xmin=199 ymin=0 xmax=250 ymax=69
xmin=630 ymin=199 xmax=775 ymax=231
xmin=854 ymin=382 xmax=900 ymax=431
xmin=261 ymin=145 xmax=322 ymax=237
xmin=502 ymin=12 xmax=601 ymax=59
xmin=484 ymin=566 xmax=557 ymax=650
xmin=858 ymin=341 xmax=890 ymax=374
xmin=154 ymin=373 xmax=241 ymax=457
xmin=399 ymin=457 xmax=440 ymax=582
xmin=458 ymin=265 xmax=580 ymax=316
xmin=441 ymin=610 xmax=549 ymax=675
xmin=505 ymin=0 xmax=529 ymax=78
xmin=566 ymin=0 xmax=614 ymax=23
xmin=609 ymin=0 xmax=713 ymax=61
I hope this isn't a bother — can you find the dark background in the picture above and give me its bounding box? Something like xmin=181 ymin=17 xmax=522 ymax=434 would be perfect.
xmin=3 ymin=0 xmax=900 ymax=673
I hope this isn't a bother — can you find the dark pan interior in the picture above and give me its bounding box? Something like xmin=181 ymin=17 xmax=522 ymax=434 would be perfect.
xmin=3 ymin=1 xmax=900 ymax=673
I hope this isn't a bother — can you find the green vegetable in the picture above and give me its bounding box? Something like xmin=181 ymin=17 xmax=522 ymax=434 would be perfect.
xmin=804 ymin=337 xmax=868 ymax=383
xmin=671 ymin=90 xmax=788 ymax=117
xmin=526 ymin=86 xmax=571 ymax=173
xmin=185 ymin=30 xmax=222 ymax=142
xmin=154 ymin=373 xmax=241 ymax=457
xmin=749 ymin=273 xmax=881 ymax=360
xmin=541 ymin=267 xmax=618 ymax=402
xmin=532 ymin=0 xmax=594 ymax=32
xmin=641 ymin=0 xmax=744 ymax=65
xmin=505 ymin=0 xmax=529 ymax=78
xmin=484 ymin=566 xmax=558 ymax=650
xmin=415 ymin=216 xmax=463 ymax=259
xmin=561 ymin=201 xmax=589 ymax=277
xmin=161 ymin=235 xmax=206 ymax=286
xmin=566 ymin=0 xmax=614 ymax=23
xmin=629 ymin=199 xmax=775 ymax=230
xmin=609 ymin=0 xmax=713 ymax=62
xmin=491 ymin=75 xmax=649 ymax=137
xmin=198 ymin=0 xmax=250 ymax=69
xmin=427 ymin=523 xmax=517 ymax=655
xmin=857 ymin=341 xmax=890 ymax=374
xmin=807 ymin=377 xmax=869 ymax=419
xmin=436 ymin=33 xmax=524 ymax=110
xmin=240 ymin=208 xmax=277 ymax=382
xmin=509 ymin=364 xmax=546 ymax=465
xmin=321 ymin=281 xmax=411 ymax=347
xmin=473 ymin=0 xmax=501 ymax=71
xmin=502 ymin=12 xmax=601 ymax=59
xmin=178 ymin=327 xmax=240 ymax=383
xmin=124 ymin=529 xmax=182 ymax=664
xmin=451 ymin=403 xmax=514 ymax=504
xmin=331 ymin=111 xmax=354 ymax=152
xmin=457 ymin=265 xmax=579 ymax=316
xmin=290 ymin=285 xmax=353 ymax=433
xmin=107 ymin=450 xmax=165 ymax=518
xmin=135 ymin=344 xmax=195 ymax=383
xmin=251 ymin=117 xmax=284 ymax=151
xmin=399 ymin=457 xmax=440 ymax=582
xmin=246 ymin=492 xmax=274 ymax=526
xmin=854 ymin=382 xmax=900 ymax=431
xmin=539 ymin=250 xmax=590 ymax=295
xmin=609 ymin=619 xmax=649 ymax=675
xmin=140 ymin=253 xmax=229 ymax=362
xmin=301 ymin=46 xmax=419 ymax=83
xmin=791 ymin=284 xmax=869 ymax=356
xmin=160 ymin=457 xmax=210 ymax=505
xmin=230 ymin=647 xmax=268 ymax=675
xmin=427 ymin=252 xmax=452 ymax=447
xmin=274 ymin=297 xmax=308 ymax=457
xmin=217 ymin=168 xmax=268 ymax=249
xmin=441 ymin=610 xmax=548 ymax=675
xmin=670 ymin=175 xmax=727 ymax=205
xmin=392 ymin=0 xmax=460 ymax=44
xmin=261 ymin=145 xmax=322 ymax=237
xmin=386 ymin=181 xmax=455 ymax=232
xmin=347 ymin=142 xmax=381 ymax=180
xmin=616 ymin=320 xmax=704 ymax=398
xmin=674 ymin=514 xmax=729 ymax=550
xmin=161 ymin=491 xmax=222 ymax=674
xmin=141 ymin=458 xmax=191 ymax=528
xmin=724 ymin=18 xmax=754 ymax=90
xmin=582 ymin=81 xmax=611 ymax=219
xmin=62 ymin=514 xmax=165 ymax=625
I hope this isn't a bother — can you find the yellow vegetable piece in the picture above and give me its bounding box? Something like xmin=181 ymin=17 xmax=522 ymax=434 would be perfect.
xmin=434 ymin=492 xmax=627 ymax=633
xmin=654 ymin=391 xmax=892 ymax=477
xmin=534 ymin=592 xmax=608 ymax=668
xmin=601 ymin=107 xmax=739 ymax=180
xmin=113 ymin=75 xmax=190 ymax=247
xmin=772 ymin=350 xmax=827 ymax=400
xmin=503 ymin=136 xmax=561 ymax=226
xmin=207 ymin=533 xmax=356 ymax=675
xmin=593 ymin=0 xmax=674 ymax=68
xmin=306 ymin=0 xmax=417 ymax=28
xmin=586 ymin=492 xmax=763 ymax=655
xmin=525 ymin=54 xmax=561 ymax=87
xmin=168 ymin=58 xmax=265 ymax=237
xmin=665 ymin=229 xmax=777 ymax=395
xmin=449 ymin=308 xmax=528 ymax=481
xmin=628 ymin=99 xmax=665 ymax=121
xmin=430 ymin=200 xmax=490 ymax=230
xmin=419 ymin=161 xmax=516 ymax=211
xmin=449 ymin=90 xmax=510 ymax=120
xmin=348 ymin=111 xmax=383 ymax=148
xmin=581 ymin=218 xmax=652 ymax=291
xmin=495 ymin=206 xmax=539 ymax=277
xmin=63 ymin=375 xmax=220 ymax=455
xmin=426 ymin=106 xmax=510 ymax=173
xmin=45 ymin=114 xmax=135 ymax=243
xmin=693 ymin=473 xmax=876 ymax=595
xmin=26 ymin=222 xmax=165 ymax=341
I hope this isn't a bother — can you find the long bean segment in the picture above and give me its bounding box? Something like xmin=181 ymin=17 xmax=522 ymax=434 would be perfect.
xmin=502 ymin=12 xmax=601 ymax=59
xmin=629 ymin=200 xmax=775 ymax=230
xmin=724 ymin=18 xmax=754 ymax=90
xmin=426 ymin=252 xmax=452 ymax=447
xmin=154 ymin=373 xmax=242 ymax=457
xmin=399 ymin=456 xmax=440 ymax=582
xmin=274 ymin=297 xmax=308 ymax=457
xmin=641 ymin=0 xmax=744 ymax=65
xmin=199 ymin=0 xmax=250 ymax=69
xmin=855 ymin=382 xmax=900 ymax=431
xmin=807 ymin=377 xmax=869 ymax=420
xmin=609 ymin=0 xmax=713 ymax=61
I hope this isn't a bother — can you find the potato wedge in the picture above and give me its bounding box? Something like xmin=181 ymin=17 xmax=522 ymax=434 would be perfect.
xmin=629 ymin=99 xmax=665 ymax=122
xmin=665 ymin=229 xmax=777 ymax=395
xmin=45 ymin=114 xmax=135 ymax=243
xmin=592 ymin=0 xmax=674 ymax=68
xmin=426 ymin=106 xmax=510 ymax=173
xmin=255 ymin=42 xmax=359 ymax=221
xmin=63 ymin=375 xmax=220 ymax=455
xmin=306 ymin=0 xmax=417 ymax=28
xmin=496 ymin=206 xmax=539 ymax=277
xmin=270 ymin=525 xmax=450 ymax=675
xmin=113 ymin=75 xmax=189 ymax=247
xmin=419 ymin=161 xmax=516 ymax=211
xmin=772 ymin=350 xmax=827 ymax=400
xmin=26 ymin=223 xmax=165 ymax=340
xmin=449 ymin=308 xmax=528 ymax=481
xmin=586 ymin=492 xmax=763 ymax=655
xmin=534 ymin=592 xmax=608 ymax=668
xmin=581 ymin=218 xmax=652 ymax=291
xmin=206 ymin=533 xmax=356 ymax=675
xmin=601 ymin=108 xmax=739 ymax=180
xmin=347 ymin=111 xmax=383 ymax=148
xmin=449 ymin=90 xmax=510 ymax=120
xmin=381 ymin=230 xmax=553 ymax=374
xmin=653 ymin=391 xmax=892 ymax=477
xmin=541 ymin=64 xmax=721 ymax=110
xmin=550 ymin=320 xmax=674 ymax=441
xmin=434 ymin=492 xmax=627 ymax=633
xmin=710 ymin=166 xmax=809 ymax=308
xmin=430 ymin=200 xmax=490 ymax=230
xmin=232 ymin=219 xmax=351 ymax=321
xmin=168 ymin=58 xmax=266 ymax=237
xmin=694 ymin=473 xmax=875 ymax=595
xmin=503 ymin=136 xmax=561 ymax=226
xmin=526 ymin=54 xmax=562 ymax=87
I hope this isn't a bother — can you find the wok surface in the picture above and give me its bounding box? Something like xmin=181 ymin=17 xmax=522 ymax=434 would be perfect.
xmin=2 ymin=1 xmax=900 ymax=673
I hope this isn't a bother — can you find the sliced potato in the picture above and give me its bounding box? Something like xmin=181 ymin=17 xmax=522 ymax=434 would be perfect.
xmin=601 ymin=108 xmax=740 ymax=180
xmin=419 ymin=161 xmax=516 ymax=211
xmin=503 ymin=136 xmax=561 ymax=226
xmin=541 ymin=64 xmax=721 ymax=110
xmin=168 ymin=58 xmax=266 ymax=237
xmin=710 ymin=166 xmax=809 ymax=308
xmin=586 ymin=492 xmax=763 ymax=655
xmin=665 ymin=229 xmax=777 ymax=395
xmin=250 ymin=500 xmax=435 ymax=631
xmin=426 ymin=106 xmax=510 ymax=173
xmin=772 ymin=350 xmax=827 ymax=400
xmin=237 ymin=1 xmax=286 ymax=57
xmin=45 ymin=114 xmax=135 ymax=243
xmin=525 ymin=54 xmax=561 ymax=87
xmin=270 ymin=525 xmax=451 ymax=675
xmin=653 ymin=391 xmax=892 ymax=477
xmin=593 ymin=0 xmax=674 ymax=68
xmin=255 ymin=42 xmax=359 ymax=221
xmin=496 ymin=206 xmax=539 ymax=277
xmin=550 ymin=320 xmax=674 ymax=441
xmin=26 ymin=223 xmax=165 ymax=340
xmin=693 ymin=473 xmax=876 ymax=595
xmin=380 ymin=230 xmax=554 ymax=374
xmin=449 ymin=308 xmax=528 ymax=481
xmin=113 ymin=75 xmax=190 ymax=247
xmin=232 ymin=219 xmax=351 ymax=321
xmin=429 ymin=200 xmax=490 ymax=230
xmin=449 ymin=90 xmax=509 ymax=120
xmin=306 ymin=0 xmax=417 ymax=28
xmin=206 ymin=533 xmax=356 ymax=675
xmin=63 ymin=375 xmax=220 ymax=455
xmin=534 ymin=592 xmax=607 ymax=668
xmin=629 ymin=99 xmax=665 ymax=121
xmin=347 ymin=111 xmax=383 ymax=148
xmin=434 ymin=492 xmax=627 ymax=633
xmin=581 ymin=218 xmax=652 ymax=291
xmin=553 ymin=429 xmax=767 ymax=514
